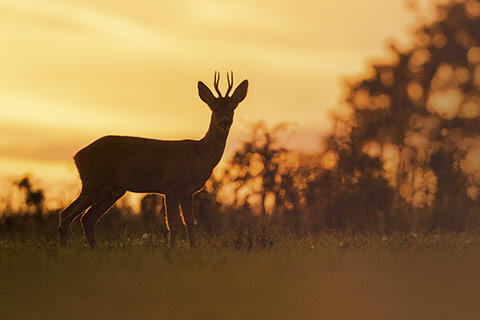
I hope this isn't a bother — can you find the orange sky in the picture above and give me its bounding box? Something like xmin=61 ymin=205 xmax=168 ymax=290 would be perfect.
xmin=0 ymin=0 xmax=435 ymax=204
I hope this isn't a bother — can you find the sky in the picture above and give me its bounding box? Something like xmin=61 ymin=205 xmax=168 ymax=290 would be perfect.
xmin=0 ymin=0 xmax=435 ymax=205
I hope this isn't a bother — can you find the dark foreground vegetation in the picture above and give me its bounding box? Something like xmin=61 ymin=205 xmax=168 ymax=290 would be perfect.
xmin=1 ymin=229 xmax=480 ymax=320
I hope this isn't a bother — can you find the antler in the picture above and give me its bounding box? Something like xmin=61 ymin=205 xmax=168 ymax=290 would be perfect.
xmin=213 ymin=71 xmax=234 ymax=97
xmin=225 ymin=71 xmax=234 ymax=97
xmin=213 ymin=71 xmax=222 ymax=97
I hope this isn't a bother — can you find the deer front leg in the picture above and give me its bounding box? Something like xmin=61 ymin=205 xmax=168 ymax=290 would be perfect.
xmin=165 ymin=195 xmax=181 ymax=249
xmin=180 ymin=194 xmax=195 ymax=248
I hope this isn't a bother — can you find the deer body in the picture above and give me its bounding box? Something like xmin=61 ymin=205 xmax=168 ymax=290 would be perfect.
xmin=75 ymin=135 xmax=223 ymax=195
xmin=58 ymin=72 xmax=248 ymax=249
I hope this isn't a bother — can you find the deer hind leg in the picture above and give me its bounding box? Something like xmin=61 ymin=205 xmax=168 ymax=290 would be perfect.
xmin=180 ymin=194 xmax=195 ymax=248
xmin=58 ymin=192 xmax=97 ymax=245
xmin=165 ymin=195 xmax=181 ymax=249
xmin=81 ymin=190 xmax=125 ymax=249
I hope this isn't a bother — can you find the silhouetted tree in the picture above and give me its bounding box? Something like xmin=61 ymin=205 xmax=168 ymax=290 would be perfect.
xmin=213 ymin=122 xmax=312 ymax=232
xmin=15 ymin=176 xmax=44 ymax=221
xmin=193 ymin=189 xmax=222 ymax=237
xmin=140 ymin=194 xmax=164 ymax=234
xmin=323 ymin=0 xmax=480 ymax=231
xmin=222 ymin=122 xmax=289 ymax=215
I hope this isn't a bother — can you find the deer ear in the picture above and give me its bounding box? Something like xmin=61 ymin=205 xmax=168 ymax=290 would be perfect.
xmin=231 ymin=80 xmax=248 ymax=106
xmin=198 ymin=81 xmax=216 ymax=107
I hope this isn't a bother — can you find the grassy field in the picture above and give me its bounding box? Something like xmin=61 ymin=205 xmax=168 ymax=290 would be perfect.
xmin=1 ymin=230 xmax=480 ymax=320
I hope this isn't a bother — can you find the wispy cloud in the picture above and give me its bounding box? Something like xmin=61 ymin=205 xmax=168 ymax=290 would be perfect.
xmin=0 ymin=0 xmax=159 ymax=42
xmin=0 ymin=93 xmax=131 ymax=130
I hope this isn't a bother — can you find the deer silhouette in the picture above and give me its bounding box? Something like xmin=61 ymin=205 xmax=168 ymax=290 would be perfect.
xmin=58 ymin=72 xmax=248 ymax=249
xmin=16 ymin=177 xmax=44 ymax=219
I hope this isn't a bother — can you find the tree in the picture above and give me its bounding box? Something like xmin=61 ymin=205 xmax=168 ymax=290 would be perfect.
xmin=323 ymin=0 xmax=480 ymax=230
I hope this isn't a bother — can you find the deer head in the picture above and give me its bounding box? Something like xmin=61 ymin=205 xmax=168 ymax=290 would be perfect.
xmin=198 ymin=71 xmax=248 ymax=133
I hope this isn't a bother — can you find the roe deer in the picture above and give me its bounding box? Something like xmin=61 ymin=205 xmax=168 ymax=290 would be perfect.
xmin=58 ymin=72 xmax=248 ymax=249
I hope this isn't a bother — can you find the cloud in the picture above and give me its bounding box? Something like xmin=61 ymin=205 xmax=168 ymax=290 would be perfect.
xmin=0 ymin=120 xmax=91 ymax=163
xmin=0 ymin=0 xmax=159 ymax=43
xmin=0 ymin=93 xmax=138 ymax=131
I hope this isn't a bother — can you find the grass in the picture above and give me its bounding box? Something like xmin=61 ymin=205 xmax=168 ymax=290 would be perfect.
xmin=1 ymin=230 xmax=480 ymax=320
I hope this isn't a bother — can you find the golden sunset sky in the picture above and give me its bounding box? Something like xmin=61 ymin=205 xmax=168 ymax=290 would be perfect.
xmin=0 ymin=0 xmax=434 ymax=204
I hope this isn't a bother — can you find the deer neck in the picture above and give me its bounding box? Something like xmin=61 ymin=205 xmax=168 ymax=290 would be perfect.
xmin=200 ymin=117 xmax=229 ymax=168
